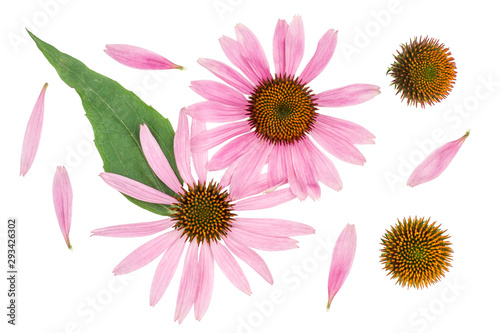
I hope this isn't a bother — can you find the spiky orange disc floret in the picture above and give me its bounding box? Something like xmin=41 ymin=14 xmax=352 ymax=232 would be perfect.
xmin=380 ymin=217 xmax=453 ymax=289
xmin=387 ymin=36 xmax=457 ymax=108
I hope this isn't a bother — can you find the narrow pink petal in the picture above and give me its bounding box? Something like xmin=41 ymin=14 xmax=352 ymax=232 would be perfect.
xmin=20 ymin=83 xmax=47 ymax=176
xmin=284 ymin=15 xmax=305 ymax=77
xmin=191 ymin=118 xmax=208 ymax=183
xmin=210 ymin=241 xmax=251 ymax=295
xmin=310 ymin=127 xmax=366 ymax=165
xmin=150 ymin=234 xmax=186 ymax=306
xmin=99 ymin=172 xmax=176 ymax=205
xmin=174 ymin=109 xmax=195 ymax=185
xmin=140 ymin=124 xmax=182 ymax=193
xmin=233 ymin=188 xmax=296 ymax=211
xmin=104 ymin=44 xmax=182 ymax=70
xmin=282 ymin=145 xmax=307 ymax=201
xmin=219 ymin=160 xmax=237 ymax=189
xmin=219 ymin=36 xmax=261 ymax=85
xmin=273 ymin=19 xmax=289 ymax=76
xmin=175 ymin=241 xmax=200 ymax=323
xmin=235 ymin=24 xmax=272 ymax=82
xmin=327 ymin=224 xmax=356 ymax=308
xmin=240 ymin=173 xmax=271 ymax=197
xmin=191 ymin=121 xmax=251 ymax=153
xmin=224 ymin=236 xmax=273 ymax=284
xmin=52 ymin=166 xmax=72 ymax=249
xmin=198 ymin=58 xmax=254 ymax=95
xmin=234 ymin=218 xmax=315 ymax=237
xmin=302 ymin=137 xmax=342 ymax=191
xmin=299 ymin=29 xmax=338 ymax=84
xmin=316 ymin=114 xmax=375 ymax=145
xmin=208 ymin=133 xmax=257 ymax=171
xmin=315 ymin=84 xmax=380 ymax=107
xmin=229 ymin=228 xmax=298 ymax=251
xmin=191 ymin=80 xmax=248 ymax=107
xmin=194 ymin=242 xmax=214 ymax=321
xmin=186 ymin=101 xmax=248 ymax=123
xmin=91 ymin=219 xmax=174 ymax=238
xmin=113 ymin=231 xmax=178 ymax=275
xmin=407 ymin=131 xmax=470 ymax=187
xmin=268 ymin=145 xmax=287 ymax=186
xmin=291 ymin=142 xmax=321 ymax=200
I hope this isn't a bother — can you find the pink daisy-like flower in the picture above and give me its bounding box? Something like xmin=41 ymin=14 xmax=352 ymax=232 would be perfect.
xmin=92 ymin=109 xmax=313 ymax=323
xmin=188 ymin=16 xmax=380 ymax=200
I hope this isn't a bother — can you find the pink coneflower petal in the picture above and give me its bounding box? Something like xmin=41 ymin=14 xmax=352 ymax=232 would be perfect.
xmin=91 ymin=219 xmax=174 ymax=238
xmin=282 ymin=145 xmax=307 ymax=200
xmin=197 ymin=58 xmax=253 ymax=95
xmin=234 ymin=218 xmax=315 ymax=237
xmin=316 ymin=114 xmax=375 ymax=145
xmin=140 ymin=124 xmax=183 ymax=193
xmin=174 ymin=109 xmax=195 ymax=185
xmin=291 ymin=143 xmax=321 ymax=200
xmin=191 ymin=118 xmax=208 ymax=183
xmin=235 ymin=23 xmax=272 ymax=82
xmin=284 ymin=15 xmax=305 ymax=77
xmin=268 ymin=146 xmax=287 ymax=186
xmin=299 ymin=29 xmax=338 ymax=84
xmin=175 ymin=241 xmax=200 ymax=324
xmin=310 ymin=126 xmax=366 ymax=165
xmin=186 ymin=101 xmax=248 ymax=123
xmin=194 ymin=242 xmax=214 ymax=321
xmin=210 ymin=241 xmax=251 ymax=295
xmin=104 ymin=44 xmax=182 ymax=70
xmin=233 ymin=188 xmax=296 ymax=211
xmin=224 ymin=236 xmax=273 ymax=284
xmin=229 ymin=228 xmax=298 ymax=251
xmin=113 ymin=231 xmax=178 ymax=275
xmin=191 ymin=121 xmax=251 ymax=153
xmin=207 ymin=133 xmax=257 ymax=171
xmin=219 ymin=36 xmax=261 ymax=85
xmin=407 ymin=131 xmax=470 ymax=187
xmin=190 ymin=80 xmax=248 ymax=108
xmin=20 ymin=83 xmax=47 ymax=176
xmin=302 ymin=138 xmax=342 ymax=191
xmin=327 ymin=223 xmax=356 ymax=309
xmin=150 ymin=234 xmax=186 ymax=306
xmin=100 ymin=172 xmax=176 ymax=205
xmin=272 ymin=19 xmax=288 ymax=76
xmin=240 ymin=173 xmax=271 ymax=197
xmin=52 ymin=166 xmax=72 ymax=249
xmin=315 ymin=84 xmax=381 ymax=107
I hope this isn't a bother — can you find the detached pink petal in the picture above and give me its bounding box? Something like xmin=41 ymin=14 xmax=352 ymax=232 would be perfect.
xmin=407 ymin=131 xmax=470 ymax=187
xmin=315 ymin=84 xmax=381 ymax=107
xmin=20 ymin=83 xmax=47 ymax=176
xmin=104 ymin=44 xmax=182 ymax=70
xmin=52 ymin=166 xmax=72 ymax=249
xmin=327 ymin=223 xmax=356 ymax=309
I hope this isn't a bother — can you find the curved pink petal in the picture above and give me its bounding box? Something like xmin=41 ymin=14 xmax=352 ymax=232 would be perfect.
xmin=224 ymin=236 xmax=273 ymax=284
xmin=234 ymin=218 xmax=315 ymax=237
xmin=235 ymin=23 xmax=272 ymax=82
xmin=299 ymin=29 xmax=338 ymax=84
xmin=327 ymin=224 xmax=356 ymax=308
xmin=291 ymin=142 xmax=321 ymax=200
xmin=219 ymin=36 xmax=261 ymax=85
xmin=100 ymin=172 xmax=176 ymax=205
xmin=407 ymin=131 xmax=470 ymax=187
xmin=191 ymin=121 xmax=251 ymax=153
xmin=219 ymin=160 xmax=237 ymax=189
xmin=194 ymin=242 xmax=214 ymax=321
xmin=174 ymin=109 xmax=195 ymax=185
xmin=240 ymin=173 xmax=271 ymax=197
xmin=316 ymin=114 xmax=375 ymax=145
xmin=140 ymin=124 xmax=182 ymax=193
xmin=191 ymin=80 xmax=248 ymax=108
xmin=150 ymin=234 xmax=186 ymax=306
xmin=302 ymin=137 xmax=342 ymax=191
xmin=233 ymin=188 xmax=296 ymax=211
xmin=268 ymin=145 xmax=287 ymax=186
xmin=113 ymin=231 xmax=178 ymax=275
xmin=273 ymin=19 xmax=289 ymax=76
xmin=284 ymin=15 xmax=305 ymax=77
xmin=52 ymin=166 xmax=72 ymax=249
xmin=310 ymin=127 xmax=366 ymax=165
xmin=315 ymin=84 xmax=380 ymax=107
xmin=198 ymin=58 xmax=253 ymax=95
xmin=91 ymin=219 xmax=174 ymax=238
xmin=229 ymin=228 xmax=298 ymax=251
xmin=175 ymin=241 xmax=200 ymax=323
xmin=208 ymin=133 xmax=257 ymax=171
xmin=186 ymin=101 xmax=248 ymax=123
xmin=191 ymin=118 xmax=208 ymax=183
xmin=104 ymin=44 xmax=182 ymax=70
xmin=210 ymin=241 xmax=251 ymax=295
xmin=20 ymin=83 xmax=47 ymax=176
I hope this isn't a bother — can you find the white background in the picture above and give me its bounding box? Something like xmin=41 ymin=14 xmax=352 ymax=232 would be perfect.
xmin=1 ymin=0 xmax=499 ymax=332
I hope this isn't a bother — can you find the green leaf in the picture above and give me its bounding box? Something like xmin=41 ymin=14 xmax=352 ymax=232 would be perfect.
xmin=28 ymin=31 xmax=180 ymax=216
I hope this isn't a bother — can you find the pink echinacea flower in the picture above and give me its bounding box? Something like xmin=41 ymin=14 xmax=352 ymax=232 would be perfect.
xmin=53 ymin=166 xmax=73 ymax=249
xmin=188 ymin=16 xmax=380 ymax=200
xmin=104 ymin=44 xmax=183 ymax=70
xmin=92 ymin=109 xmax=314 ymax=323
